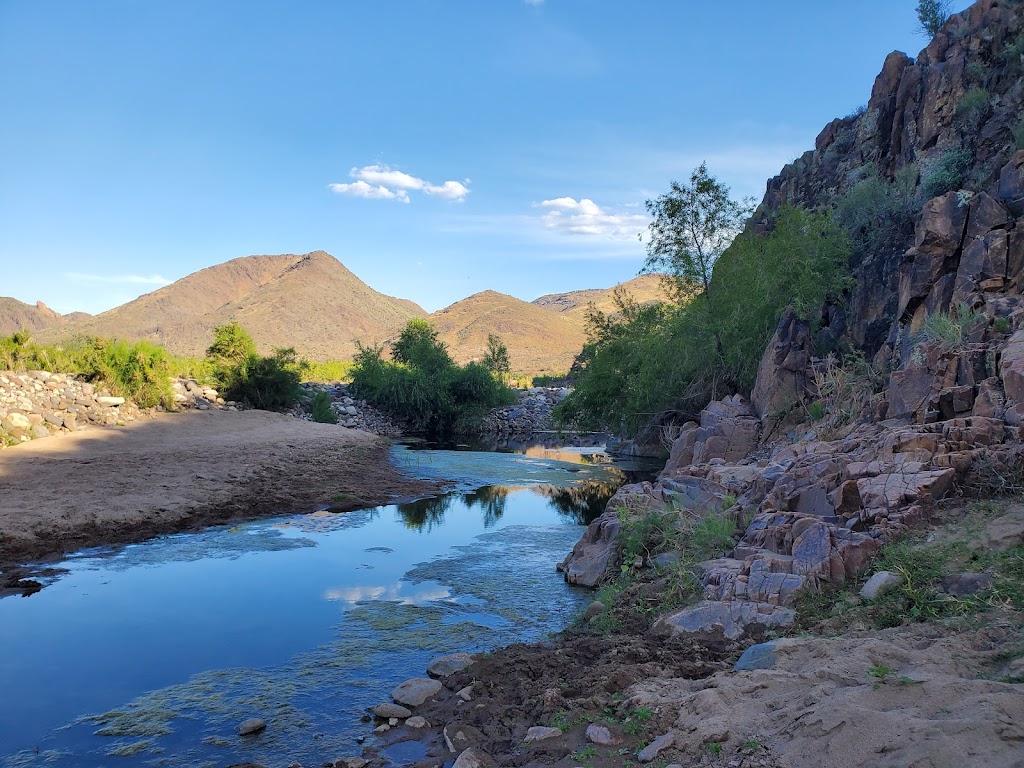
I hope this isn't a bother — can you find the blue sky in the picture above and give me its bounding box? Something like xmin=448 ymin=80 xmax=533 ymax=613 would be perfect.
xmin=0 ymin=0 xmax=972 ymax=315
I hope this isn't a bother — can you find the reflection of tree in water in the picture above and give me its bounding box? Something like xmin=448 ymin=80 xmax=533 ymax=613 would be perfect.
xmin=396 ymin=495 xmax=455 ymax=531
xmin=462 ymin=486 xmax=509 ymax=528
xmin=397 ymin=487 xmax=511 ymax=530
xmin=534 ymin=480 xmax=621 ymax=525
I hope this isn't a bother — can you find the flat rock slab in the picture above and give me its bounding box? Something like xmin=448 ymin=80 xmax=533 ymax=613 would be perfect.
xmin=524 ymin=726 xmax=562 ymax=742
xmin=652 ymin=600 xmax=795 ymax=644
xmin=427 ymin=652 xmax=476 ymax=678
xmin=391 ymin=678 xmax=442 ymax=707
xmin=372 ymin=702 xmax=412 ymax=719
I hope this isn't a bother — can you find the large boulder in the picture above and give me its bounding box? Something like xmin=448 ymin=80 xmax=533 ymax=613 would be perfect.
xmin=557 ymin=508 xmax=622 ymax=587
xmin=751 ymin=309 xmax=812 ymax=419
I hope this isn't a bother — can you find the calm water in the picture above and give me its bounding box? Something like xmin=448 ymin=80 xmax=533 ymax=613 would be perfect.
xmin=0 ymin=444 xmax=649 ymax=768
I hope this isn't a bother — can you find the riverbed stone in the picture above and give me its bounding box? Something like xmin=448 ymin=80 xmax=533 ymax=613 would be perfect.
xmin=391 ymin=677 xmax=442 ymax=707
xmin=586 ymin=723 xmax=621 ymax=746
xmin=456 ymin=685 xmax=474 ymax=701
xmin=236 ymin=718 xmax=267 ymax=737
xmin=860 ymin=570 xmax=904 ymax=599
xmin=638 ymin=732 xmax=676 ymax=763
xmin=444 ymin=723 xmax=486 ymax=753
xmin=427 ymin=652 xmax=476 ymax=678
xmin=406 ymin=716 xmax=429 ymax=728
xmin=734 ymin=640 xmax=780 ymax=671
xmin=452 ymin=747 xmax=497 ymax=768
xmin=524 ymin=726 xmax=562 ymax=742
xmin=372 ymin=702 xmax=412 ymax=719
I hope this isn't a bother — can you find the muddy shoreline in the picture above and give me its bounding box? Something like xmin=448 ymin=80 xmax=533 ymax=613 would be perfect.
xmin=0 ymin=409 xmax=441 ymax=571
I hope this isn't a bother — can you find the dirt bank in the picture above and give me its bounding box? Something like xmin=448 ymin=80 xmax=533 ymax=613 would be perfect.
xmin=0 ymin=409 xmax=438 ymax=566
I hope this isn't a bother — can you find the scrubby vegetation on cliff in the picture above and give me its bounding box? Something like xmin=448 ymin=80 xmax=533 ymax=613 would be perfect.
xmin=556 ymin=203 xmax=851 ymax=435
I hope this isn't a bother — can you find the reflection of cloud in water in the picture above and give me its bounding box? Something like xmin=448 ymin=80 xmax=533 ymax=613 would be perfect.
xmin=324 ymin=580 xmax=450 ymax=605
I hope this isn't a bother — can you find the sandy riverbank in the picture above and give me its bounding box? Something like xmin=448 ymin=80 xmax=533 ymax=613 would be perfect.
xmin=0 ymin=409 xmax=438 ymax=565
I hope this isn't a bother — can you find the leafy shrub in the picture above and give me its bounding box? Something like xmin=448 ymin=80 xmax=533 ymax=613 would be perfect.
xmin=350 ymin=320 xmax=514 ymax=436
xmin=0 ymin=332 xmax=177 ymax=408
xmin=964 ymin=61 xmax=991 ymax=87
xmin=954 ymin=87 xmax=990 ymax=131
xmin=207 ymin=324 xmax=301 ymax=410
xmin=303 ymin=359 xmax=353 ymax=383
xmin=835 ymin=165 xmax=917 ymax=253
xmin=310 ymin=391 xmax=339 ymax=424
xmin=920 ymin=150 xmax=973 ymax=199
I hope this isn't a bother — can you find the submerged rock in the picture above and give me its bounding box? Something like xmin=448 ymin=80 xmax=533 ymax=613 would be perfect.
xmin=236 ymin=718 xmax=267 ymax=737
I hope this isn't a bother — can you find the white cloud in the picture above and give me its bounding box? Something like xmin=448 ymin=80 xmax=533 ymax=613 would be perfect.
xmin=329 ymin=164 xmax=470 ymax=203
xmin=65 ymin=272 xmax=172 ymax=286
xmin=425 ymin=180 xmax=471 ymax=201
xmin=537 ymin=197 xmax=648 ymax=240
xmin=328 ymin=179 xmax=410 ymax=203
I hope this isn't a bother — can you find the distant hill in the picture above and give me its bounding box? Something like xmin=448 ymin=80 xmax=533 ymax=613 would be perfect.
xmin=38 ymin=251 xmax=426 ymax=359
xmin=428 ymin=290 xmax=587 ymax=375
xmin=0 ymin=298 xmax=90 ymax=337
xmin=532 ymin=273 xmax=668 ymax=323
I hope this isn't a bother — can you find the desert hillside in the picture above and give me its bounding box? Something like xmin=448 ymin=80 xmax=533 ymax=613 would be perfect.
xmin=0 ymin=299 xmax=89 ymax=337
xmin=532 ymin=273 xmax=667 ymax=322
xmin=38 ymin=251 xmax=426 ymax=360
xmin=427 ymin=290 xmax=587 ymax=374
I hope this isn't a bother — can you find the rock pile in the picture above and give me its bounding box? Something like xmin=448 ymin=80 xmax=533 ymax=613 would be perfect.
xmin=296 ymin=383 xmax=406 ymax=436
xmin=171 ymin=379 xmax=235 ymax=410
xmin=560 ymin=326 xmax=1024 ymax=644
xmin=482 ymin=387 xmax=570 ymax=435
xmin=0 ymin=370 xmax=143 ymax=448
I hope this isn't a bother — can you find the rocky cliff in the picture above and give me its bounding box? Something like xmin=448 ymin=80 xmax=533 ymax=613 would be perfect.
xmin=561 ymin=0 xmax=1024 ymax=639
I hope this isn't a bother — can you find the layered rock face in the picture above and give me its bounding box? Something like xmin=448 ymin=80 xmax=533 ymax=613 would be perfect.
xmin=760 ymin=0 xmax=1024 ymax=358
xmin=560 ymin=0 xmax=1024 ymax=643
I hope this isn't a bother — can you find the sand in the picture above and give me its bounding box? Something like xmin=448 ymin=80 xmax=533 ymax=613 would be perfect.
xmin=0 ymin=409 xmax=437 ymax=564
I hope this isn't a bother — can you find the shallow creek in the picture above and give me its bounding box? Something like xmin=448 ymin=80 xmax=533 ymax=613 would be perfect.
xmin=0 ymin=442 xmax=656 ymax=768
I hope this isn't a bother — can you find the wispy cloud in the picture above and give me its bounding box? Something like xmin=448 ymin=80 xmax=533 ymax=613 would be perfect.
xmin=536 ymin=197 xmax=648 ymax=241
xmin=65 ymin=272 xmax=172 ymax=286
xmin=329 ymin=164 xmax=471 ymax=203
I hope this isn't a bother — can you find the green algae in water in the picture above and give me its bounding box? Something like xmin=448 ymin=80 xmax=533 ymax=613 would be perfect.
xmin=105 ymin=740 xmax=158 ymax=757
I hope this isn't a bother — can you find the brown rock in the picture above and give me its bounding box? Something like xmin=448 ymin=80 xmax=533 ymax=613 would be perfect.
xmin=751 ymin=309 xmax=811 ymax=419
xmin=997 ymin=150 xmax=1024 ymax=215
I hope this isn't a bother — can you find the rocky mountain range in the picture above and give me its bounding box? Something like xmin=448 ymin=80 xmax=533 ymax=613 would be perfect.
xmin=14 ymin=252 xmax=663 ymax=374
xmin=0 ymin=299 xmax=90 ymax=338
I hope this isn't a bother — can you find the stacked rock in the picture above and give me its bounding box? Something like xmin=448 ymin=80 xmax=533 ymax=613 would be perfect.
xmin=172 ymin=379 xmax=236 ymax=411
xmin=0 ymin=370 xmax=142 ymax=448
xmin=482 ymin=387 xmax=571 ymax=436
xmin=297 ymin=383 xmax=406 ymax=435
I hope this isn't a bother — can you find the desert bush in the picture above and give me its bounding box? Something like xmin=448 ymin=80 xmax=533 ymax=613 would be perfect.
xmin=303 ymin=359 xmax=354 ymax=383
xmin=809 ymin=351 xmax=886 ymax=434
xmin=206 ymin=325 xmax=301 ymax=409
xmin=0 ymin=332 xmax=177 ymax=408
xmin=954 ymin=87 xmax=991 ymax=132
xmin=920 ymin=149 xmax=973 ymax=199
xmin=914 ymin=303 xmax=986 ymax=352
xmin=350 ymin=320 xmax=514 ymax=435
xmin=310 ymin=391 xmax=339 ymax=424
xmin=835 ymin=165 xmax=917 ymax=252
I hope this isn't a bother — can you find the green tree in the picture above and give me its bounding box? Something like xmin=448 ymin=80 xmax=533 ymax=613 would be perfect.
xmin=481 ymin=334 xmax=511 ymax=383
xmin=642 ymin=162 xmax=754 ymax=302
xmin=206 ymin=322 xmax=256 ymax=366
xmin=916 ymin=0 xmax=951 ymax=37
xmin=391 ymin=317 xmax=452 ymax=370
